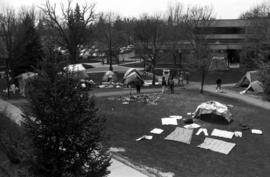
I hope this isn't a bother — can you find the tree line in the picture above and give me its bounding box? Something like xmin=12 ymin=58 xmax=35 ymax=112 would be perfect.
xmin=0 ymin=0 xmax=217 ymax=94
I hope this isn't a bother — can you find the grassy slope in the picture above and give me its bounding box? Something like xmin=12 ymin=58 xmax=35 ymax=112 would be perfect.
xmin=97 ymin=90 xmax=270 ymax=177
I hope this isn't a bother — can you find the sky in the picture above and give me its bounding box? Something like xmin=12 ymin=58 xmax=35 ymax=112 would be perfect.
xmin=0 ymin=0 xmax=267 ymax=19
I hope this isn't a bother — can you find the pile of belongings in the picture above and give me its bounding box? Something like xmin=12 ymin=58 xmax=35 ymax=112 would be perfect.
xmin=193 ymin=101 xmax=232 ymax=123
xmin=79 ymin=79 xmax=95 ymax=90
xmin=123 ymin=68 xmax=144 ymax=87
xmin=118 ymin=93 xmax=161 ymax=105
xmin=98 ymin=82 xmax=123 ymax=88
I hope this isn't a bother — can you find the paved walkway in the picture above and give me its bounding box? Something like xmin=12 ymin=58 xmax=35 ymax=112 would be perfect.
xmin=186 ymin=82 xmax=270 ymax=110
xmin=108 ymin=159 xmax=148 ymax=177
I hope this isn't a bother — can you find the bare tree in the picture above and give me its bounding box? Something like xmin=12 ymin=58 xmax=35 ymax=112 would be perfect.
xmin=166 ymin=2 xmax=185 ymax=67
xmin=182 ymin=5 xmax=214 ymax=93
xmin=41 ymin=0 xmax=95 ymax=64
xmin=94 ymin=12 xmax=120 ymax=71
xmin=135 ymin=14 xmax=167 ymax=85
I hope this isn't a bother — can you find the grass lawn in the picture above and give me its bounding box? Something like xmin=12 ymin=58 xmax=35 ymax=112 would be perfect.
xmin=97 ymin=90 xmax=270 ymax=177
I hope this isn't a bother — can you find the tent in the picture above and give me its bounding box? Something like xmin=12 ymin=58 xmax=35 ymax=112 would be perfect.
xmin=64 ymin=64 xmax=89 ymax=80
xmin=208 ymin=56 xmax=229 ymax=71
xmin=240 ymin=80 xmax=264 ymax=94
xmin=193 ymin=101 xmax=232 ymax=123
xmin=64 ymin=64 xmax=86 ymax=72
xmin=15 ymin=72 xmax=37 ymax=97
xmin=123 ymin=68 xmax=144 ymax=86
xmin=235 ymin=70 xmax=261 ymax=87
xmin=102 ymin=71 xmax=117 ymax=82
xmin=248 ymin=81 xmax=264 ymax=93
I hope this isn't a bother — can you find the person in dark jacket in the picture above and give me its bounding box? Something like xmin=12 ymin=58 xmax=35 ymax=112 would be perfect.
xmin=161 ymin=76 xmax=167 ymax=94
xmin=216 ymin=78 xmax=222 ymax=92
xmin=168 ymin=76 xmax=175 ymax=94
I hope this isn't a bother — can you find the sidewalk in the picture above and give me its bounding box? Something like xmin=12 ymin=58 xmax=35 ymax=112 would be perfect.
xmin=108 ymin=158 xmax=148 ymax=177
xmin=186 ymin=82 xmax=270 ymax=110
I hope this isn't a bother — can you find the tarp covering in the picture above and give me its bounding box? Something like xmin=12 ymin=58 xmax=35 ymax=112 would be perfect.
xmin=123 ymin=68 xmax=144 ymax=86
xmin=209 ymin=56 xmax=229 ymax=71
xmin=235 ymin=70 xmax=261 ymax=87
xmin=102 ymin=71 xmax=117 ymax=82
xmin=193 ymin=101 xmax=232 ymax=122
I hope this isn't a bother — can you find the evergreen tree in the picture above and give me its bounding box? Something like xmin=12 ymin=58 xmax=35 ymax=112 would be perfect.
xmin=13 ymin=13 xmax=43 ymax=77
xmin=24 ymin=60 xmax=111 ymax=177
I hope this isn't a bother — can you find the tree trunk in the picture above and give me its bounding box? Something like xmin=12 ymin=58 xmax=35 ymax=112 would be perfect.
xmin=109 ymin=38 xmax=113 ymax=71
xmin=5 ymin=58 xmax=10 ymax=98
xmin=152 ymin=55 xmax=156 ymax=86
xmin=200 ymin=69 xmax=205 ymax=94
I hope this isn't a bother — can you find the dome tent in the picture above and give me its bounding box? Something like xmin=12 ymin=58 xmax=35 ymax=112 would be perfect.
xmin=123 ymin=68 xmax=144 ymax=86
xmin=235 ymin=70 xmax=261 ymax=87
xmin=102 ymin=71 xmax=117 ymax=82
xmin=193 ymin=101 xmax=232 ymax=123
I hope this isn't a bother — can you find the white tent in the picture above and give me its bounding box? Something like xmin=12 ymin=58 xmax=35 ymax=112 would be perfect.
xmin=235 ymin=70 xmax=261 ymax=87
xmin=209 ymin=56 xmax=229 ymax=71
xmin=64 ymin=64 xmax=86 ymax=72
xmin=102 ymin=71 xmax=117 ymax=82
xmin=240 ymin=80 xmax=264 ymax=94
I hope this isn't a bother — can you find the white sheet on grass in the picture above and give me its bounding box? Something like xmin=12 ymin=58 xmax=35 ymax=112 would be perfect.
xmin=136 ymin=135 xmax=153 ymax=141
xmin=234 ymin=131 xmax=242 ymax=137
xmin=196 ymin=128 xmax=209 ymax=136
xmin=184 ymin=123 xmax=201 ymax=129
xmin=251 ymin=129 xmax=263 ymax=134
xmin=211 ymin=129 xmax=234 ymax=139
xmin=169 ymin=115 xmax=183 ymax=119
xmin=161 ymin=118 xmax=178 ymax=125
xmin=198 ymin=137 xmax=236 ymax=155
xmin=150 ymin=128 xmax=164 ymax=134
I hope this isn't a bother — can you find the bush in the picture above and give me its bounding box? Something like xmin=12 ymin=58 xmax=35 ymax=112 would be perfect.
xmin=24 ymin=62 xmax=111 ymax=177
xmin=0 ymin=114 xmax=32 ymax=177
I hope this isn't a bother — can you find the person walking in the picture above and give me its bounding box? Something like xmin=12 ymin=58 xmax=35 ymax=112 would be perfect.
xmin=161 ymin=76 xmax=167 ymax=94
xmin=216 ymin=78 xmax=222 ymax=92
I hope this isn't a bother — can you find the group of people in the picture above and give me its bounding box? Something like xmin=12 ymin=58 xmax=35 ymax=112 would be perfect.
xmin=161 ymin=71 xmax=189 ymax=94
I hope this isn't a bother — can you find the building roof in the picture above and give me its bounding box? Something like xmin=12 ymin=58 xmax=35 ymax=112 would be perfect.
xmin=209 ymin=19 xmax=251 ymax=27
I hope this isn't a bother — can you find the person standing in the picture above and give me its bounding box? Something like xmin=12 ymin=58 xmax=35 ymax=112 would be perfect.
xmin=161 ymin=76 xmax=167 ymax=94
xmin=185 ymin=71 xmax=190 ymax=84
xmin=168 ymin=76 xmax=175 ymax=94
xmin=178 ymin=72 xmax=184 ymax=87
xmin=136 ymin=83 xmax=141 ymax=94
